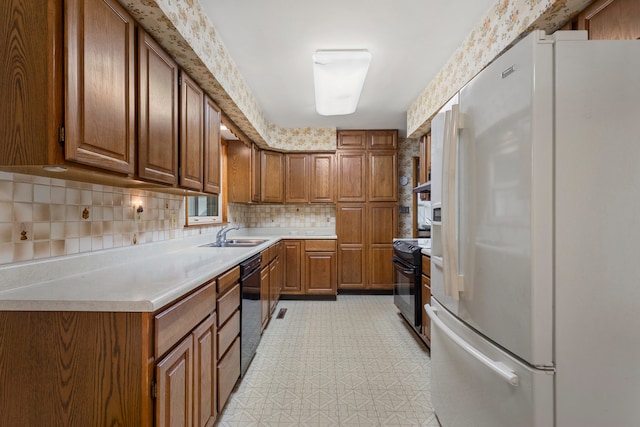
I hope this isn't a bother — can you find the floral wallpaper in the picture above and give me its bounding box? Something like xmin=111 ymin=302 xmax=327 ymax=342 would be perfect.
xmin=397 ymin=138 xmax=420 ymax=238
xmin=268 ymin=126 xmax=337 ymax=151
xmin=406 ymin=0 xmax=594 ymax=137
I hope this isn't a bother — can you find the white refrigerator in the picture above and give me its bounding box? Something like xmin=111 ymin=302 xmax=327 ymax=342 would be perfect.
xmin=426 ymin=30 xmax=640 ymax=427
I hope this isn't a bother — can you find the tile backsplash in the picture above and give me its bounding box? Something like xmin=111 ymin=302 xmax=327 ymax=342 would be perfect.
xmin=228 ymin=203 xmax=335 ymax=229
xmin=0 ymin=172 xmax=336 ymax=266
xmin=0 ymin=172 xmax=197 ymax=265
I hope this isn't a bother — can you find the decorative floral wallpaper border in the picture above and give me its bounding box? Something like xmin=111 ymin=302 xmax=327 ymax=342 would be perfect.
xmin=120 ymin=0 xmax=592 ymax=148
xmin=406 ymin=0 xmax=593 ymax=137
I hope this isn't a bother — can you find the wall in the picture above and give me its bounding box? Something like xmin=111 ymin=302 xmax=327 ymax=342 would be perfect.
xmin=398 ymin=137 xmax=420 ymax=238
xmin=229 ymin=203 xmax=335 ymax=229
xmin=0 ymin=172 xmax=223 ymax=265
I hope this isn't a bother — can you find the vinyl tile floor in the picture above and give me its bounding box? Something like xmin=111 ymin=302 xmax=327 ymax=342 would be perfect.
xmin=216 ymin=295 xmax=439 ymax=426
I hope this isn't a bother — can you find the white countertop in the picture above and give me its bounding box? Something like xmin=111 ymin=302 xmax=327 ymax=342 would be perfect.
xmin=0 ymin=230 xmax=336 ymax=313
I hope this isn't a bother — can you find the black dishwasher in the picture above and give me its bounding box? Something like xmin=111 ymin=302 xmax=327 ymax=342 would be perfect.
xmin=239 ymin=253 xmax=262 ymax=376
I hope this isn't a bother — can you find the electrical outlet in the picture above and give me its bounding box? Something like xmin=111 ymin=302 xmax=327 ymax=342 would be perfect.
xmin=170 ymin=213 xmax=177 ymax=228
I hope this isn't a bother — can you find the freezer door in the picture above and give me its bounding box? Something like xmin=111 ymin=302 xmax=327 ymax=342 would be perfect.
xmin=428 ymin=299 xmax=553 ymax=427
xmin=434 ymin=31 xmax=554 ymax=366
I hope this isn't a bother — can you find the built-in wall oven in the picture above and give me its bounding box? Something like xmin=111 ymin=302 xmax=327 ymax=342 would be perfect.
xmin=393 ymin=240 xmax=423 ymax=333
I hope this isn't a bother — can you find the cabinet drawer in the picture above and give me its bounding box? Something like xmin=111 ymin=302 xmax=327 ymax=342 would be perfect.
xmin=422 ymin=255 xmax=431 ymax=277
xmin=217 ymin=266 xmax=240 ymax=295
xmin=217 ymin=309 xmax=240 ymax=359
xmin=217 ymin=337 xmax=240 ymax=410
xmin=155 ymin=280 xmax=216 ymax=358
xmin=304 ymin=239 xmax=336 ymax=251
xmin=217 ymin=283 xmax=240 ymax=326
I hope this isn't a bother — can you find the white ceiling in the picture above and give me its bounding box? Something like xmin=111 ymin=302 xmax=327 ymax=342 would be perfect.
xmin=201 ymin=0 xmax=496 ymax=137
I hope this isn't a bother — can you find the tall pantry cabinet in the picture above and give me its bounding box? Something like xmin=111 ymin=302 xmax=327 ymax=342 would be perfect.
xmin=336 ymin=130 xmax=398 ymax=291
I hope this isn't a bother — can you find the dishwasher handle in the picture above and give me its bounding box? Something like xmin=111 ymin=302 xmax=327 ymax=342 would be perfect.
xmin=425 ymin=304 xmax=519 ymax=387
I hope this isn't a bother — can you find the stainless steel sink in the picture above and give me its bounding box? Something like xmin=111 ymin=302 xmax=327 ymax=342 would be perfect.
xmin=201 ymin=239 xmax=267 ymax=248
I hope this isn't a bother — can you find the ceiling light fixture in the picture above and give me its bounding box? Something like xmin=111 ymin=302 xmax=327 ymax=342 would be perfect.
xmin=313 ymin=50 xmax=371 ymax=116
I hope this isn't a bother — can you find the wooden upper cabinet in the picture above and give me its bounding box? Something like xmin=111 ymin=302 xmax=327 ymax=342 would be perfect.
xmin=203 ymin=96 xmax=222 ymax=194
xmin=367 ymin=130 xmax=397 ymax=150
xmin=337 ymin=151 xmax=366 ymax=202
xmin=1 ymin=0 xmax=64 ymax=166
xmin=337 ymin=130 xmax=366 ymax=149
xmin=310 ymin=153 xmax=335 ymax=203
xmin=137 ymin=29 xmax=179 ymax=185
xmin=575 ymin=0 xmax=640 ymax=40
xmin=285 ymin=154 xmax=309 ymax=203
xmin=251 ymin=143 xmax=261 ymax=202
xmin=179 ymin=71 xmax=204 ymax=191
xmin=226 ymin=141 xmax=251 ymax=203
xmin=261 ymin=151 xmax=284 ymax=203
xmin=368 ymin=150 xmax=398 ymax=202
xmin=66 ymin=0 xmax=136 ymax=174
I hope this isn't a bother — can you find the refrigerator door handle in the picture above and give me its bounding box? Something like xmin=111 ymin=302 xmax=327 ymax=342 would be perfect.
xmin=442 ymin=104 xmax=464 ymax=299
xmin=426 ymin=304 xmax=520 ymax=387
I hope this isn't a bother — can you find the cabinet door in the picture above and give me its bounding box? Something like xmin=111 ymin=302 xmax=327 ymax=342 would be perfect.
xmin=66 ymin=0 xmax=135 ymax=174
xmin=337 ymin=204 xmax=366 ymax=289
xmin=368 ymin=150 xmax=398 ymax=202
xmin=270 ymin=257 xmax=279 ymax=313
xmin=367 ymin=130 xmax=397 ymax=150
xmin=261 ymin=151 xmax=284 ymax=203
xmin=180 ymin=71 xmax=204 ymax=191
xmin=285 ymin=154 xmax=309 ymax=203
xmin=156 ymin=335 xmax=193 ymax=427
xmin=283 ymin=240 xmax=303 ymax=294
xmin=260 ymin=266 xmax=270 ymax=331
xmin=251 ymin=143 xmax=261 ymax=202
xmin=575 ymin=0 xmax=640 ymax=40
xmin=368 ymin=203 xmax=398 ymax=289
xmin=137 ymin=29 xmax=179 ymax=185
xmin=337 ymin=151 xmax=366 ymax=202
xmin=310 ymin=153 xmax=335 ymax=203
xmin=422 ymin=275 xmax=431 ymax=346
xmin=337 ymin=130 xmax=366 ymax=149
xmin=304 ymin=251 xmax=337 ymax=295
xmin=203 ymin=96 xmax=221 ymax=194
xmin=1 ymin=0 xmax=64 ymax=166
xmin=193 ymin=314 xmax=217 ymax=427
xmin=227 ymin=141 xmax=251 ymax=203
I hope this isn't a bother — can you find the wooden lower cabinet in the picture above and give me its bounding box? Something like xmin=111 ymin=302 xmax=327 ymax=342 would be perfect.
xmin=281 ymin=239 xmax=338 ymax=297
xmin=156 ymin=332 xmax=194 ymax=427
xmin=193 ymin=314 xmax=218 ymax=427
xmin=216 ymin=267 xmax=241 ymax=412
xmin=337 ymin=203 xmax=397 ymax=291
xmin=156 ymin=312 xmax=218 ymax=427
xmin=336 ymin=204 xmax=366 ymax=290
xmin=304 ymin=250 xmax=337 ymax=295
xmin=260 ymin=264 xmax=270 ymax=331
xmin=282 ymin=240 xmax=303 ymax=295
xmin=0 ymin=311 xmax=153 ymax=426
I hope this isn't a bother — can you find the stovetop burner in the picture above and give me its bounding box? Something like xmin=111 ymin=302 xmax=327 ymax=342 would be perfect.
xmin=393 ymin=240 xmax=423 ymax=267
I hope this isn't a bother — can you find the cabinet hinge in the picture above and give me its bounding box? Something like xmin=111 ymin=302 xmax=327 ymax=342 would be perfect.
xmin=178 ymin=167 xmax=181 ymax=177
xmin=178 ymin=76 xmax=182 ymax=86
xmin=58 ymin=125 xmax=65 ymax=146
xmin=151 ymin=380 xmax=157 ymax=400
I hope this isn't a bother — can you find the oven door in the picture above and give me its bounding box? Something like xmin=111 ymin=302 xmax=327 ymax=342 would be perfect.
xmin=393 ymin=256 xmax=421 ymax=329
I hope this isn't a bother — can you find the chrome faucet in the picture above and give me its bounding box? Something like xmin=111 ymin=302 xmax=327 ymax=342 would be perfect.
xmin=216 ymin=225 xmax=240 ymax=245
